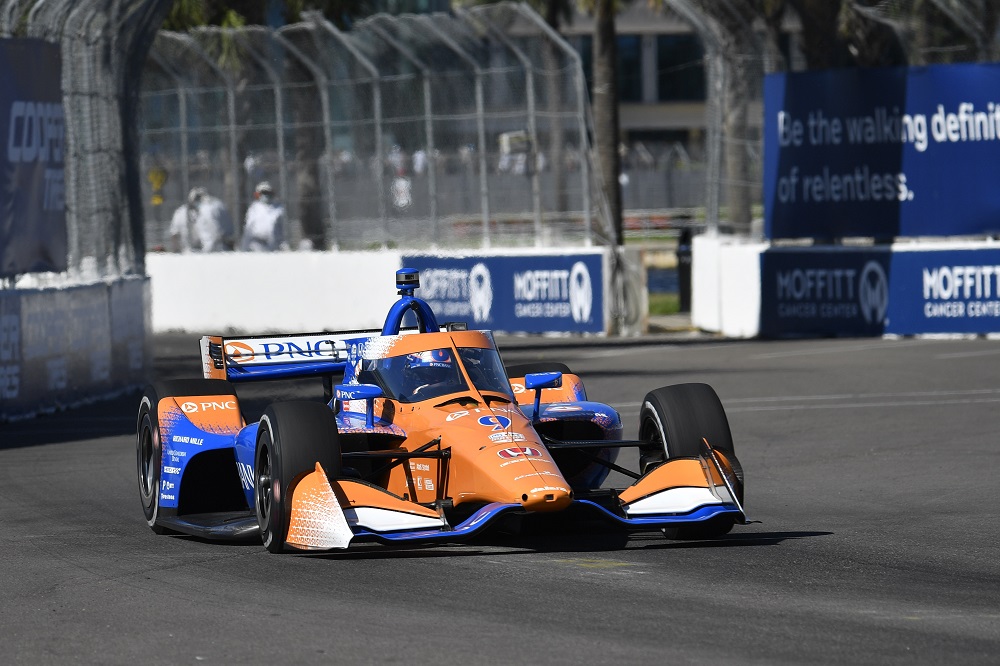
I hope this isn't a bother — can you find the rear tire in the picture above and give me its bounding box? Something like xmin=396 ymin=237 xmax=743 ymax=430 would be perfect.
xmin=505 ymin=362 xmax=572 ymax=377
xmin=136 ymin=379 xmax=238 ymax=534
xmin=505 ymin=362 xmax=584 ymax=401
xmin=638 ymin=383 xmax=743 ymax=539
xmin=255 ymin=401 xmax=342 ymax=553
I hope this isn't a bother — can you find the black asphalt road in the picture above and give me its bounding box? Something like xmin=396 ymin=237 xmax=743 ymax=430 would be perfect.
xmin=2 ymin=333 xmax=999 ymax=664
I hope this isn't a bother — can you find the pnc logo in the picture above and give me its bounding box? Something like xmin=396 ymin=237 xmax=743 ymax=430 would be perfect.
xmin=226 ymin=341 xmax=255 ymax=363
xmin=181 ymin=400 xmax=237 ymax=413
xmin=510 ymin=383 xmax=525 ymax=394
xmin=497 ymin=446 xmax=541 ymax=459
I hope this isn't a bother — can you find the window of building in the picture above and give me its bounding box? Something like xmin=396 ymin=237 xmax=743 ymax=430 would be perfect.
xmin=574 ymin=35 xmax=643 ymax=102
xmin=657 ymin=34 xmax=705 ymax=101
xmin=617 ymin=35 xmax=642 ymax=102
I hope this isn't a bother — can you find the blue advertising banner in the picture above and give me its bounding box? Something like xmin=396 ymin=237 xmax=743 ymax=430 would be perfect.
xmin=401 ymin=253 xmax=606 ymax=334
xmin=0 ymin=38 xmax=66 ymax=278
xmin=759 ymin=248 xmax=891 ymax=337
xmin=764 ymin=63 xmax=1000 ymax=239
xmin=886 ymin=248 xmax=1000 ymax=335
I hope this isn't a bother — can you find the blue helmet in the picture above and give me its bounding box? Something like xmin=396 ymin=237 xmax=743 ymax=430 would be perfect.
xmin=405 ymin=349 xmax=454 ymax=384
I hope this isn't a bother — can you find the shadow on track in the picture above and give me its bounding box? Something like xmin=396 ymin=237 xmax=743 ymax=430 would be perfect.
xmin=636 ymin=530 xmax=833 ymax=550
xmin=0 ymin=390 xmax=141 ymax=449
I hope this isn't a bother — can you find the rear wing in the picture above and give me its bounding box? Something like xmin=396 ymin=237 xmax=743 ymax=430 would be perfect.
xmin=201 ymin=327 xmax=428 ymax=383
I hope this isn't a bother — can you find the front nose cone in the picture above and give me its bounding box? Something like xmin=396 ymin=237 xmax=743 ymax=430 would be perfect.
xmin=519 ymin=485 xmax=573 ymax=512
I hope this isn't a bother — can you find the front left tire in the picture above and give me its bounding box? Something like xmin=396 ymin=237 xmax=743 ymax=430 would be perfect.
xmin=255 ymin=401 xmax=342 ymax=553
xmin=638 ymin=382 xmax=744 ymax=539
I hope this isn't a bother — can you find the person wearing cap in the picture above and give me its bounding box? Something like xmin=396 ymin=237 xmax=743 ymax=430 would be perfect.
xmin=169 ymin=187 xmax=235 ymax=252
xmin=240 ymin=181 xmax=288 ymax=252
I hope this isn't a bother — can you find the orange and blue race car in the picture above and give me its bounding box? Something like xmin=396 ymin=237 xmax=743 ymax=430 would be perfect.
xmin=136 ymin=269 xmax=746 ymax=552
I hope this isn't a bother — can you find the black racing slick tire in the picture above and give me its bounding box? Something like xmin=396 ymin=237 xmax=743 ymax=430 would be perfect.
xmin=504 ymin=362 xmax=573 ymax=378
xmin=136 ymin=379 xmax=238 ymax=535
xmin=505 ymin=362 xmax=583 ymax=400
xmin=638 ymin=382 xmax=743 ymax=539
xmin=255 ymin=401 xmax=342 ymax=554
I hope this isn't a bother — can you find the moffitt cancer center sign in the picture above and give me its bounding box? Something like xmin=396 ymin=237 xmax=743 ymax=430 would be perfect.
xmin=763 ymin=63 xmax=1000 ymax=240
xmin=748 ymin=62 xmax=1000 ymax=337
xmin=401 ymin=252 xmax=606 ymax=335
xmin=0 ymin=38 xmax=66 ymax=278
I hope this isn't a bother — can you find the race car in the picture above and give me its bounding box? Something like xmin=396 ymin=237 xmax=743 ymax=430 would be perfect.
xmin=136 ymin=268 xmax=746 ymax=552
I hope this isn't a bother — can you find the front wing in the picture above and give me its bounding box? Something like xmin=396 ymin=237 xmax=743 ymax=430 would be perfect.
xmin=283 ymin=443 xmax=746 ymax=550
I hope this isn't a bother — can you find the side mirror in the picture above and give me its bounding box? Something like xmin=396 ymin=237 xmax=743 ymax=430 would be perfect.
xmin=524 ymin=372 xmax=562 ymax=422
xmin=335 ymin=383 xmax=384 ymax=428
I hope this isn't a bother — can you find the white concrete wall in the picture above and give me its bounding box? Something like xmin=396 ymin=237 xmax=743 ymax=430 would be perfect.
xmin=146 ymin=251 xmax=404 ymax=333
xmin=1 ymin=278 xmax=148 ymax=420
xmin=693 ymin=235 xmax=767 ymax=338
xmin=147 ymin=248 xmax=620 ymax=335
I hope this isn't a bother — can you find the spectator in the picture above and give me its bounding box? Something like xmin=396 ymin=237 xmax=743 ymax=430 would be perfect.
xmin=169 ymin=187 xmax=235 ymax=252
xmin=412 ymin=149 xmax=427 ymax=176
xmin=241 ymin=181 xmax=288 ymax=252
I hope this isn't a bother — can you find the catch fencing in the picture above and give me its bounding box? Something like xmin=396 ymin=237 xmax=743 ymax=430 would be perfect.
xmin=0 ymin=0 xmax=168 ymax=281
xmin=140 ymin=3 xmax=620 ymax=252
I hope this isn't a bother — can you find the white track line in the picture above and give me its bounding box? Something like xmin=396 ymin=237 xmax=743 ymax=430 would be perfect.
xmin=611 ymin=387 xmax=1000 ymax=414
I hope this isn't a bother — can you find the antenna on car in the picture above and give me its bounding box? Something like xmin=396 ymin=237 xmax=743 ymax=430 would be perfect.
xmin=383 ymin=268 xmax=439 ymax=335
xmin=396 ymin=268 xmax=420 ymax=296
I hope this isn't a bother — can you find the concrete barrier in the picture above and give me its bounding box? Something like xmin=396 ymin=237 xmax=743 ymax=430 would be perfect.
xmin=145 ymin=251 xmax=403 ymax=333
xmin=693 ymin=235 xmax=1000 ymax=338
xmin=146 ymin=248 xmax=616 ymax=335
xmin=692 ymin=235 xmax=766 ymax=338
xmin=1 ymin=277 xmax=149 ymax=421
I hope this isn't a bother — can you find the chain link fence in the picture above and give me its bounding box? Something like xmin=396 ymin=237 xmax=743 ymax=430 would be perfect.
xmin=664 ymin=0 xmax=767 ymax=238
xmin=0 ymin=0 xmax=168 ymax=281
xmin=140 ymin=2 xmax=624 ymax=253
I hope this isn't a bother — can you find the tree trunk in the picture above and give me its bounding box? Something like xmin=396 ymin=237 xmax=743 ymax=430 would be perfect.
xmin=593 ymin=0 xmax=622 ymax=246
xmin=544 ymin=1 xmax=567 ymax=215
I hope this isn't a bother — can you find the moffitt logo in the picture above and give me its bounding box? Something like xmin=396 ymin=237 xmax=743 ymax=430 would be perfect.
xmin=469 ymin=263 xmax=492 ymax=322
xmin=922 ymin=264 xmax=1000 ymax=319
xmin=859 ymin=261 xmax=889 ymax=324
xmin=513 ymin=261 xmax=593 ymax=323
xmin=774 ymin=260 xmax=888 ymax=324
xmin=421 ymin=263 xmax=493 ymax=322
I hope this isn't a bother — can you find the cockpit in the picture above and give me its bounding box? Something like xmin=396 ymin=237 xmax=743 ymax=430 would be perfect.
xmin=357 ymin=343 xmax=512 ymax=404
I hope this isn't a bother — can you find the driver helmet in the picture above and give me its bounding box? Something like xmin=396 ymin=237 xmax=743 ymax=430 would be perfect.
xmin=187 ymin=187 xmax=207 ymax=206
xmin=404 ymin=349 xmax=454 ymax=387
xmin=254 ymin=181 xmax=274 ymax=202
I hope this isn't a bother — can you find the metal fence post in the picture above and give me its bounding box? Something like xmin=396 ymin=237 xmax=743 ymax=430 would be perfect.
xmin=365 ymin=18 xmax=440 ymax=246
xmin=310 ymin=14 xmax=387 ymax=246
xmin=148 ymin=48 xmax=190 ymax=202
xmin=416 ymin=15 xmax=490 ymax=249
xmin=232 ymin=27 xmax=288 ymax=231
xmin=273 ymin=27 xmax=338 ymax=249
xmin=511 ymin=3 xmax=592 ymax=245
xmin=178 ymin=32 xmax=241 ymax=229
xmin=459 ymin=7 xmax=543 ymax=247
xmin=665 ymin=0 xmax=724 ymax=234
